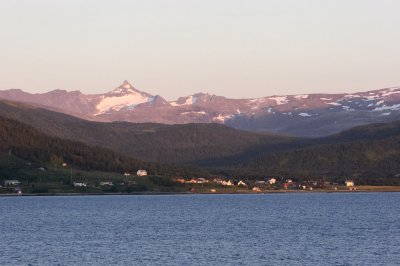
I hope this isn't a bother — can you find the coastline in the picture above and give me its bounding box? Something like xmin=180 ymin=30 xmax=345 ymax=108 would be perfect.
xmin=1 ymin=186 xmax=400 ymax=197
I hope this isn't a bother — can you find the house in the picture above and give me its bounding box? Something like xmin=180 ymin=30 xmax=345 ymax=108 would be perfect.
xmin=282 ymin=183 xmax=289 ymax=189
xmin=175 ymin=178 xmax=186 ymax=184
xmin=99 ymin=181 xmax=113 ymax=186
xmin=268 ymin=178 xmax=276 ymax=185
xmin=255 ymin=180 xmax=266 ymax=185
xmin=213 ymin=178 xmax=224 ymax=184
xmin=196 ymin=178 xmax=208 ymax=184
xmin=124 ymin=172 xmax=131 ymax=176
xmin=137 ymin=170 xmax=147 ymax=176
xmin=237 ymin=180 xmax=247 ymax=187
xmin=345 ymin=180 xmax=354 ymax=187
xmin=3 ymin=180 xmax=21 ymax=186
xmin=185 ymin=178 xmax=197 ymax=184
xmin=73 ymin=182 xmax=87 ymax=187
xmin=221 ymin=180 xmax=233 ymax=186
xmin=252 ymin=187 xmax=262 ymax=192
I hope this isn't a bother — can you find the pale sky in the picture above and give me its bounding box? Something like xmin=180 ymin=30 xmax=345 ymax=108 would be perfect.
xmin=1 ymin=0 xmax=399 ymax=100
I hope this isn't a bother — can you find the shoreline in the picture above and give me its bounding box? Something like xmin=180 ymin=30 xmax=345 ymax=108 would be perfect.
xmin=1 ymin=186 xmax=400 ymax=197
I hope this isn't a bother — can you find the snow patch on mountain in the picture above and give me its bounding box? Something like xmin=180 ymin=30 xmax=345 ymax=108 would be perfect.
xmin=327 ymin=102 xmax=342 ymax=106
xmin=96 ymin=93 xmax=153 ymax=114
xmin=294 ymin=95 xmax=309 ymax=100
xmin=298 ymin=113 xmax=312 ymax=117
xmin=373 ymin=103 xmax=400 ymax=111
xmin=180 ymin=111 xmax=207 ymax=115
xmin=268 ymin=96 xmax=288 ymax=105
xmin=170 ymin=95 xmax=198 ymax=106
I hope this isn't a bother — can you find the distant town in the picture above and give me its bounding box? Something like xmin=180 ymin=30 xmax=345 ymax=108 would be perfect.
xmin=1 ymin=165 xmax=373 ymax=195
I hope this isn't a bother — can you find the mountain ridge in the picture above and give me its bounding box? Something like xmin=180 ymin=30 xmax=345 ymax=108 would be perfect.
xmin=1 ymin=81 xmax=400 ymax=137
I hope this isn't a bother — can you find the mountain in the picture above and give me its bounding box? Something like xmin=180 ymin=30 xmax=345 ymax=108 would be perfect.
xmin=0 ymin=99 xmax=291 ymax=164
xmin=1 ymin=99 xmax=400 ymax=184
xmin=1 ymin=81 xmax=400 ymax=136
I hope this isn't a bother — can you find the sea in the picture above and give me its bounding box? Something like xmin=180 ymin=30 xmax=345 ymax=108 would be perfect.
xmin=0 ymin=193 xmax=399 ymax=265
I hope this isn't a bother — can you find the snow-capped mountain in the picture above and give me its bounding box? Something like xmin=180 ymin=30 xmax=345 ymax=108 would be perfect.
xmin=95 ymin=80 xmax=155 ymax=114
xmin=1 ymin=81 xmax=400 ymax=137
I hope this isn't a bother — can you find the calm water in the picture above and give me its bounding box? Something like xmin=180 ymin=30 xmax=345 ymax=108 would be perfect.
xmin=0 ymin=193 xmax=399 ymax=266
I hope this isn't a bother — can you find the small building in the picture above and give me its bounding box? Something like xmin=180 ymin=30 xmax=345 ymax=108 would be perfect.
xmin=100 ymin=181 xmax=113 ymax=186
xmin=237 ymin=180 xmax=247 ymax=187
xmin=3 ymin=180 xmax=21 ymax=186
xmin=124 ymin=172 xmax=131 ymax=176
xmin=73 ymin=182 xmax=87 ymax=187
xmin=221 ymin=180 xmax=233 ymax=186
xmin=137 ymin=170 xmax=147 ymax=176
xmin=268 ymin=178 xmax=276 ymax=185
xmin=210 ymin=189 xmax=217 ymax=193
xmin=185 ymin=178 xmax=197 ymax=184
xmin=345 ymin=180 xmax=355 ymax=187
xmin=196 ymin=178 xmax=208 ymax=184
xmin=252 ymin=187 xmax=262 ymax=192
xmin=255 ymin=180 xmax=266 ymax=185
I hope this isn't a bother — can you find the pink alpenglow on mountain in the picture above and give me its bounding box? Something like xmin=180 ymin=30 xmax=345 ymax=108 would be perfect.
xmin=1 ymin=81 xmax=400 ymax=137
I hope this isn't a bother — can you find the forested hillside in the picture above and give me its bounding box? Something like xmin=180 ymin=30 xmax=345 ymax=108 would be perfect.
xmin=0 ymin=116 xmax=203 ymax=177
xmin=0 ymin=100 xmax=292 ymax=163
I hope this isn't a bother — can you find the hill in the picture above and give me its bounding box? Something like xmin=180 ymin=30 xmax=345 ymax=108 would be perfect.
xmin=0 ymin=100 xmax=292 ymax=164
xmin=0 ymin=115 xmax=203 ymax=177
xmin=205 ymin=121 xmax=400 ymax=184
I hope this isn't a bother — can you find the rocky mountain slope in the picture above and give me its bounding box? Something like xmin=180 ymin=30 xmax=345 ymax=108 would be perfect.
xmin=1 ymin=81 xmax=400 ymax=136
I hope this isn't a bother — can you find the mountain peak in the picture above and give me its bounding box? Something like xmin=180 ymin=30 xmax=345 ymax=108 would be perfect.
xmin=110 ymin=80 xmax=140 ymax=95
xmin=121 ymin=80 xmax=133 ymax=89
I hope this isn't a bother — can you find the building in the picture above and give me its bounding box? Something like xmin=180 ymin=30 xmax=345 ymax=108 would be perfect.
xmin=196 ymin=178 xmax=208 ymax=184
xmin=124 ymin=172 xmax=131 ymax=176
xmin=73 ymin=182 xmax=87 ymax=187
xmin=137 ymin=170 xmax=148 ymax=176
xmin=99 ymin=181 xmax=113 ymax=186
xmin=221 ymin=180 xmax=233 ymax=186
xmin=268 ymin=178 xmax=277 ymax=185
xmin=237 ymin=180 xmax=247 ymax=187
xmin=252 ymin=187 xmax=262 ymax=192
xmin=3 ymin=180 xmax=21 ymax=186
xmin=345 ymin=180 xmax=354 ymax=187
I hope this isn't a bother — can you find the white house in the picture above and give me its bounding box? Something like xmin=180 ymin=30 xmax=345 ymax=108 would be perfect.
xmin=99 ymin=181 xmax=113 ymax=186
xmin=73 ymin=182 xmax=87 ymax=187
xmin=137 ymin=170 xmax=148 ymax=176
xmin=345 ymin=180 xmax=354 ymax=187
xmin=221 ymin=180 xmax=233 ymax=186
xmin=3 ymin=180 xmax=21 ymax=186
xmin=237 ymin=180 xmax=247 ymax=187
xmin=268 ymin=178 xmax=277 ymax=185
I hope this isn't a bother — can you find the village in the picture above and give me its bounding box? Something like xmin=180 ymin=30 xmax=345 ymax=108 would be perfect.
xmin=0 ymin=165 xmax=362 ymax=195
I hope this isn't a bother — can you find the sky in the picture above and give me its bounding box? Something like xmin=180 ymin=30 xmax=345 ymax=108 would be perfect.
xmin=1 ymin=0 xmax=400 ymax=100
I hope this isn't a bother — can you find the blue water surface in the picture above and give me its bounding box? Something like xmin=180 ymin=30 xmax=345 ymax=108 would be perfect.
xmin=0 ymin=193 xmax=399 ymax=265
